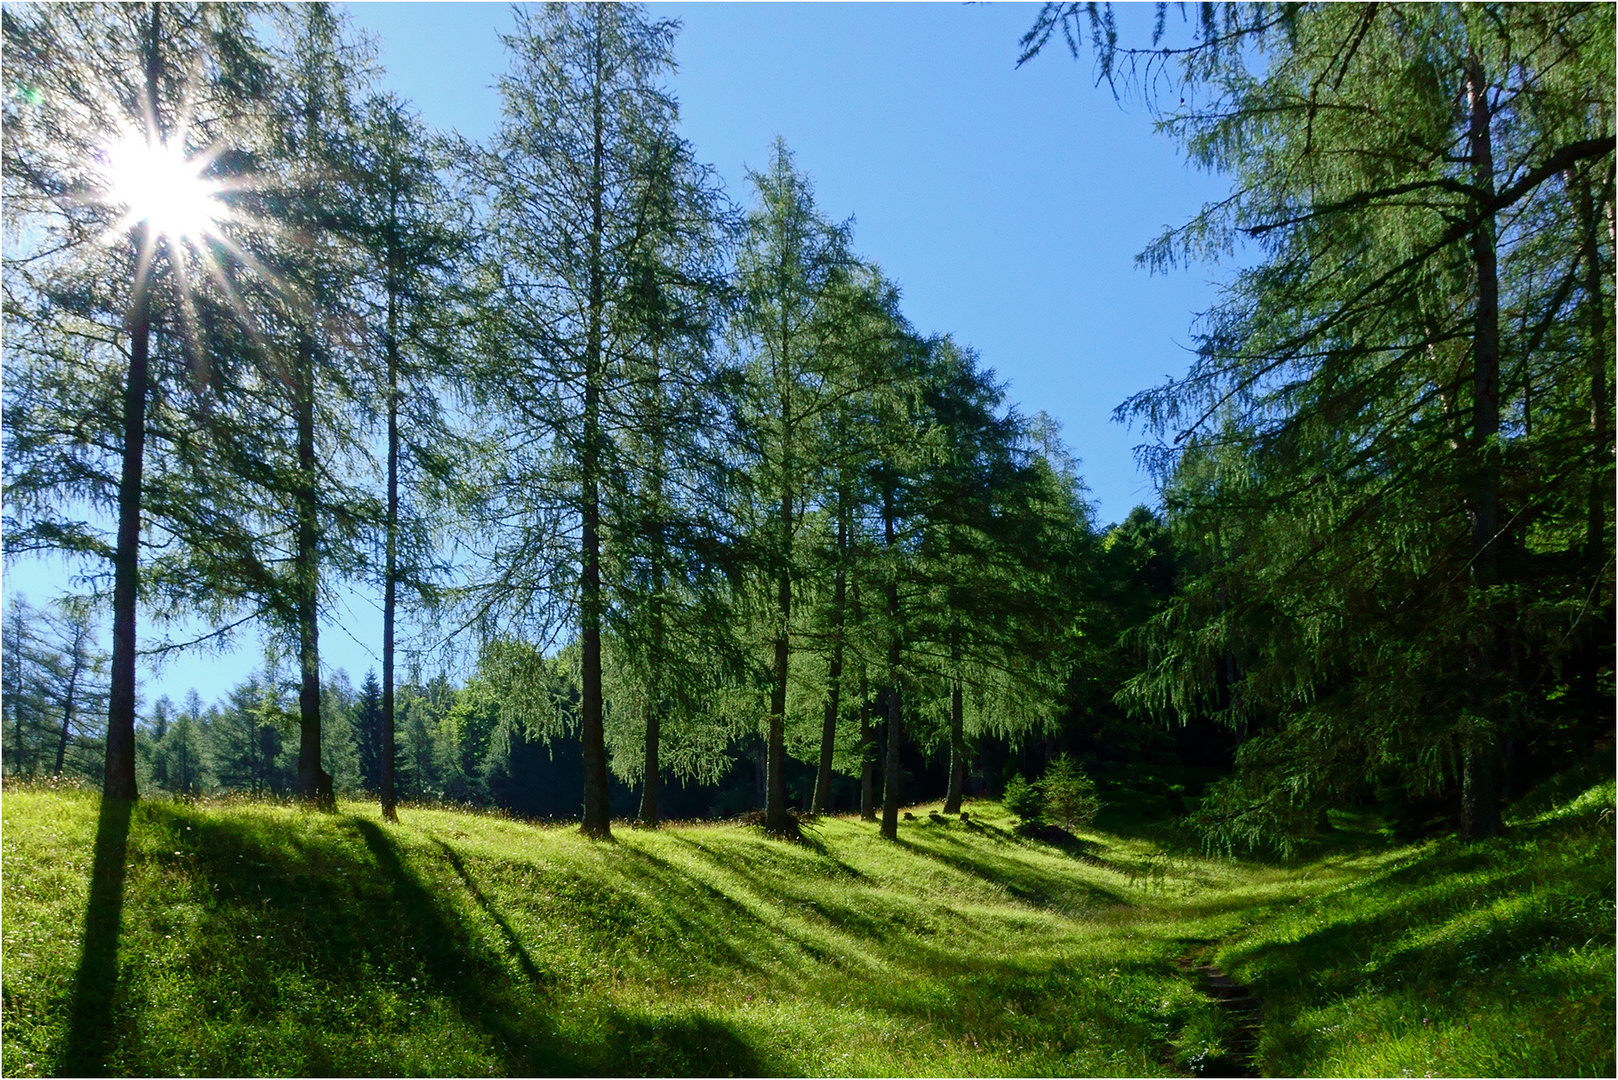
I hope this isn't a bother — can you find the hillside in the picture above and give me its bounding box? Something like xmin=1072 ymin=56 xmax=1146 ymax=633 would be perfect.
xmin=2 ymin=779 xmax=1612 ymax=1077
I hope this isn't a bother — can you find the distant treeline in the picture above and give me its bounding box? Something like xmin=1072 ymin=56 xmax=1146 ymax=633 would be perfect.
xmin=3 ymin=504 xmax=1238 ymax=822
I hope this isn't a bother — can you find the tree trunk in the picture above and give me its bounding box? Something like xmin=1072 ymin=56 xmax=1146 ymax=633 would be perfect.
xmin=859 ymin=689 xmax=876 ymax=822
xmin=812 ymin=648 xmax=841 ymax=815
xmin=767 ymin=569 xmax=789 ymax=831
xmin=55 ymin=643 xmax=80 ymax=777
xmin=105 ymin=265 xmax=145 ymax=802
xmin=55 ymin=625 xmax=86 ymax=778
xmin=639 ymin=525 xmax=663 ymax=830
xmin=943 ymin=676 xmax=967 ymax=814
xmin=295 ymin=333 xmax=333 ymax=810
xmin=639 ymin=709 xmax=661 ymax=827
xmin=1461 ymin=60 xmax=1502 ymax=842
xmin=765 ymin=437 xmax=792 ymax=832
xmin=812 ymin=501 xmax=847 ymax=815
xmin=640 ymin=353 xmax=668 ymax=829
xmin=1573 ymin=168 xmax=1611 ymax=569
xmin=880 ymin=483 xmax=902 ymax=840
xmin=381 ymin=299 xmax=400 ymax=823
xmin=880 ymin=682 xmax=902 ymax=840
xmin=104 ymin=9 xmax=165 ymax=804
xmin=754 ymin=737 xmax=767 ymax=809
xmin=579 ymin=18 xmax=611 ymax=839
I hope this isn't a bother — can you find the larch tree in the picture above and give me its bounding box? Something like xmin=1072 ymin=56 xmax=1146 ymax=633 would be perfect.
xmin=473 ymin=2 xmax=704 ymax=838
xmin=731 ymin=139 xmax=879 ymax=834
xmin=2 ymin=2 xmax=272 ymax=801
xmin=798 ymin=267 xmax=916 ymax=818
xmin=250 ymin=3 xmax=378 ymax=808
xmin=1024 ymin=2 xmax=1614 ymax=846
xmin=352 ymin=91 xmax=469 ymax=822
xmin=1 ymin=595 xmax=50 ymax=777
xmin=600 ymin=129 xmax=737 ymax=828
xmin=42 ymin=597 xmax=109 ymax=779
xmin=908 ymin=349 xmax=1084 ymax=816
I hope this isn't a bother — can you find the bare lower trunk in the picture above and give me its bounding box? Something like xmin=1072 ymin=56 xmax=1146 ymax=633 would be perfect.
xmin=813 ymin=501 xmax=848 ymax=815
xmin=765 ymin=489 xmax=791 ymax=832
xmin=579 ymin=22 xmax=610 ymax=839
xmin=859 ymin=702 xmax=876 ymax=821
xmin=56 ymin=639 xmax=82 ymax=777
xmin=639 ymin=709 xmax=661 ymax=827
xmin=880 ymin=683 xmax=902 ymax=840
xmin=580 ymin=463 xmax=609 ymax=837
xmin=766 ymin=619 xmax=789 ymax=831
xmin=812 ymin=636 xmax=842 ymax=816
xmin=879 ymin=484 xmax=902 ymax=840
xmin=1461 ymin=60 xmax=1502 ymax=842
xmin=104 ymin=16 xmax=164 ymax=803
xmin=943 ymin=678 xmax=967 ymax=814
xmin=640 ymin=353 xmax=669 ymax=829
xmin=381 ymin=311 xmax=400 ymax=822
xmin=295 ymin=334 xmax=333 ymax=810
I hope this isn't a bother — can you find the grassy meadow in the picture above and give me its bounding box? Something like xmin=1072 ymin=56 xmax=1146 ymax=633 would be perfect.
xmin=1 ymin=775 xmax=1611 ymax=1077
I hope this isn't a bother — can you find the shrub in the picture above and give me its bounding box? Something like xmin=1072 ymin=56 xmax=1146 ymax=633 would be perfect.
xmin=1001 ymin=773 xmax=1045 ymax=828
xmin=1041 ymin=755 xmax=1101 ymax=832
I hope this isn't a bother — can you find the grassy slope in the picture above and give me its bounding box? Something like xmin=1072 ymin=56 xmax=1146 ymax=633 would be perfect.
xmin=1 ymin=778 xmax=1610 ymax=1077
xmin=1221 ymin=777 xmax=1616 ymax=1078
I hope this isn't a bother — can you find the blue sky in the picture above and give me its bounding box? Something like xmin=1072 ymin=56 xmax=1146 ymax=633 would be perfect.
xmin=348 ymin=2 xmax=1227 ymax=529
xmin=8 ymin=2 xmax=1232 ymax=707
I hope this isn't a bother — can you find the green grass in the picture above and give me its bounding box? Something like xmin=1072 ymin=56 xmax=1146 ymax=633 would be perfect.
xmin=1216 ymin=780 xmax=1616 ymax=1078
xmin=1 ymin=776 xmax=1610 ymax=1077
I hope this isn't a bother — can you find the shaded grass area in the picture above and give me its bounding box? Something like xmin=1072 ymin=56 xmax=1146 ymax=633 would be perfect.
xmin=1 ymin=776 xmax=1611 ymax=1077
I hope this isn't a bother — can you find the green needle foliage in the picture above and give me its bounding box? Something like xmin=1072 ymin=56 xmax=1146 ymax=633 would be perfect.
xmin=1024 ymin=1 xmax=1615 ymax=851
xmin=2 ymin=2 xmax=275 ymax=800
xmin=351 ymin=90 xmax=473 ymax=821
xmin=729 ymin=140 xmax=905 ymax=834
xmin=1041 ymin=754 xmax=1102 ymax=832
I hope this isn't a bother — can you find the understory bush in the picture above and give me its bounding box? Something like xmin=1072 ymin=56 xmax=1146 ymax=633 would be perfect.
xmin=1001 ymin=774 xmax=1045 ymax=828
xmin=1002 ymin=756 xmax=1101 ymax=833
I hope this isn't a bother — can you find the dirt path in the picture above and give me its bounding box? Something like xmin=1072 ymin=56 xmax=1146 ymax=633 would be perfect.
xmin=1190 ymin=961 xmax=1261 ymax=1078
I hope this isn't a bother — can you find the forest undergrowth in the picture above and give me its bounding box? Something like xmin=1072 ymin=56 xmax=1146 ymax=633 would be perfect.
xmin=1 ymin=773 xmax=1611 ymax=1078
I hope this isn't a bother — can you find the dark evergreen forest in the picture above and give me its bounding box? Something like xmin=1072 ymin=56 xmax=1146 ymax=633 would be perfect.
xmin=3 ymin=1 xmax=1611 ymax=855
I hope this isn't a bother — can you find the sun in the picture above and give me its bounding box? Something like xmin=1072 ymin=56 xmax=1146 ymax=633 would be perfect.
xmin=102 ymin=132 xmax=226 ymax=245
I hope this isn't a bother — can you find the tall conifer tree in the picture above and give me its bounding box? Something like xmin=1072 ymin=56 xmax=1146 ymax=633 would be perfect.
xmin=474 ymin=2 xmax=710 ymax=837
xmin=1025 ymin=2 xmax=1614 ymax=846
xmin=2 ymin=3 xmax=271 ymax=801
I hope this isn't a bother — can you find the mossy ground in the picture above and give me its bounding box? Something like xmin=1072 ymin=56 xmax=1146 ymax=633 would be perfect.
xmin=1 ymin=775 xmax=1610 ymax=1077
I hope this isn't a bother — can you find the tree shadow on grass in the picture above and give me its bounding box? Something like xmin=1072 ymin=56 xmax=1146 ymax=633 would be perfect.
xmin=53 ymin=800 xmax=777 ymax=1076
xmin=357 ymin=821 xmax=772 ymax=1077
xmin=349 ymin=818 xmax=583 ymax=1074
xmin=592 ymin=1010 xmax=772 ymax=1077
xmin=58 ymin=795 xmax=132 ymax=1078
xmin=1227 ymin=832 xmax=1615 ymax=1009
xmin=892 ymin=830 xmax=1129 ymax=909
xmin=432 ymin=837 xmax=551 ymax=989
